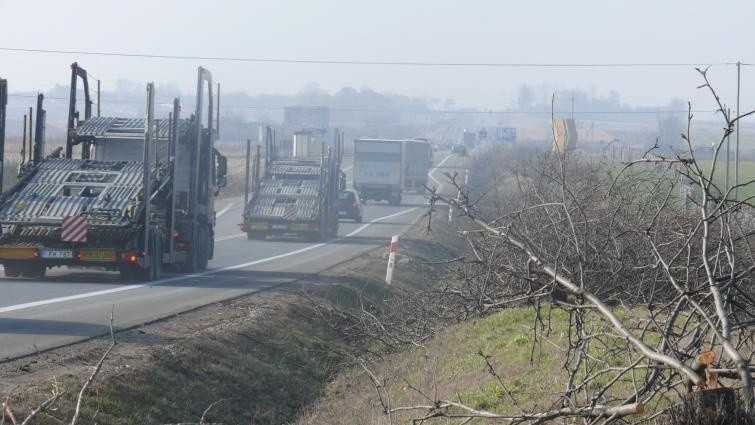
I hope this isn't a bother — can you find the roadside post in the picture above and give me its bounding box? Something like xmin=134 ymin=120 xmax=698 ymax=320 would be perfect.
xmin=385 ymin=235 xmax=398 ymax=284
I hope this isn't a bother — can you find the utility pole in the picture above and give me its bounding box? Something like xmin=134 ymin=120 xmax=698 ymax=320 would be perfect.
xmin=21 ymin=114 xmax=26 ymax=166
xmin=97 ymin=79 xmax=101 ymax=117
xmin=28 ymin=106 xmax=33 ymax=164
xmin=571 ymin=93 xmax=575 ymax=120
xmin=735 ymin=61 xmax=741 ymax=201
xmin=726 ymin=107 xmax=731 ymax=195
xmin=0 ymin=79 xmax=6 ymax=194
xmin=244 ymin=139 xmax=251 ymax=209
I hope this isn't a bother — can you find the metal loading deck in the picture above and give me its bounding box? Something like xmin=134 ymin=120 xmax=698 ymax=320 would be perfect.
xmin=75 ymin=116 xmax=192 ymax=139
xmin=247 ymin=160 xmax=323 ymax=222
xmin=0 ymin=158 xmax=148 ymax=228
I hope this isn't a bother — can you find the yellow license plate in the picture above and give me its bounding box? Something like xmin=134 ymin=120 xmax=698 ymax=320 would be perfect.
xmin=80 ymin=249 xmax=116 ymax=262
xmin=289 ymin=223 xmax=310 ymax=231
xmin=249 ymin=222 xmax=269 ymax=230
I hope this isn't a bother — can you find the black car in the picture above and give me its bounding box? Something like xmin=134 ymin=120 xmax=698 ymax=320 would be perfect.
xmin=337 ymin=189 xmax=363 ymax=222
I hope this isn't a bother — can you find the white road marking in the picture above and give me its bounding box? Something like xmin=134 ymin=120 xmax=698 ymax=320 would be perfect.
xmin=215 ymin=233 xmax=244 ymax=242
xmin=216 ymin=203 xmax=234 ymax=218
xmin=428 ymin=155 xmax=453 ymax=191
xmin=343 ymin=165 xmax=353 ymax=172
xmin=0 ymin=207 xmax=419 ymax=314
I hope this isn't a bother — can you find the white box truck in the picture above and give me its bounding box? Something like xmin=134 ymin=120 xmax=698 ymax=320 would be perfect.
xmin=402 ymin=139 xmax=432 ymax=192
xmin=353 ymin=139 xmax=403 ymax=205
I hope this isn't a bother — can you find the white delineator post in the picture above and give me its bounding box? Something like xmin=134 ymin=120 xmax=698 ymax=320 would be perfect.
xmin=448 ymin=188 xmax=460 ymax=223
xmin=385 ymin=235 xmax=399 ymax=284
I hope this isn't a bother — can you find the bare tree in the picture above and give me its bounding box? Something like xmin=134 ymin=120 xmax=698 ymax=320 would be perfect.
xmin=349 ymin=70 xmax=755 ymax=424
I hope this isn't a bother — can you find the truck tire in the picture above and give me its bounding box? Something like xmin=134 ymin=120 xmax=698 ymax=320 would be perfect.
xmin=4 ymin=263 xmax=22 ymax=278
xmin=151 ymin=236 xmax=162 ymax=280
xmin=125 ymin=234 xmax=161 ymax=282
xmin=182 ymin=226 xmax=208 ymax=273
xmin=119 ymin=264 xmax=145 ymax=282
xmin=182 ymin=251 xmax=198 ymax=273
xmin=246 ymin=230 xmax=265 ymax=240
xmin=208 ymin=230 xmax=215 ymax=260
xmin=197 ymin=226 xmax=209 ymax=271
xmin=22 ymin=263 xmax=46 ymax=278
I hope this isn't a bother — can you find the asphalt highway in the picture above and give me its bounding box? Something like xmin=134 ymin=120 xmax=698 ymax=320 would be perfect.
xmin=0 ymin=153 xmax=463 ymax=360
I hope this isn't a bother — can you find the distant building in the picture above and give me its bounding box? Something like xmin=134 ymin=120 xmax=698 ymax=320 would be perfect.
xmin=284 ymin=106 xmax=329 ymax=134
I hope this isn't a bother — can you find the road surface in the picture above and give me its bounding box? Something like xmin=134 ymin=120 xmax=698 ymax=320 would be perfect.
xmin=0 ymin=153 xmax=463 ymax=360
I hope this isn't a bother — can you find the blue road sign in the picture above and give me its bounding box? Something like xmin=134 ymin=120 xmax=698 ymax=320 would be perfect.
xmin=502 ymin=127 xmax=516 ymax=142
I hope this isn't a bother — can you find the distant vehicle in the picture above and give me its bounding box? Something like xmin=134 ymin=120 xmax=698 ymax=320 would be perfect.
xmin=462 ymin=130 xmax=477 ymax=149
xmin=243 ymin=130 xmax=344 ymax=241
xmin=337 ymin=189 xmax=363 ymax=222
xmin=451 ymin=144 xmax=465 ymax=154
xmin=402 ymin=139 xmax=433 ymax=191
xmin=353 ymin=139 xmax=403 ymax=205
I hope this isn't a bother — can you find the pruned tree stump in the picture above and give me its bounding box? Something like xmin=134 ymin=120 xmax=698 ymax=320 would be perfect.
xmin=683 ymin=388 xmax=737 ymax=414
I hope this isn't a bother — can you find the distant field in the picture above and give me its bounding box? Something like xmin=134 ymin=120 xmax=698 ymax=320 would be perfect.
xmin=696 ymin=159 xmax=755 ymax=201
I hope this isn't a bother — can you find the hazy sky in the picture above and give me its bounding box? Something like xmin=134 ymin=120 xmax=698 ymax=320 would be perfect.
xmin=1 ymin=0 xmax=753 ymax=110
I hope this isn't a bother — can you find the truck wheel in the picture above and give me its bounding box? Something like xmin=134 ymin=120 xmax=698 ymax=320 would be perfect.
xmin=247 ymin=231 xmax=265 ymax=240
xmin=197 ymin=226 xmax=209 ymax=271
xmin=119 ymin=264 xmax=145 ymax=282
xmin=182 ymin=251 xmax=198 ymax=273
xmin=197 ymin=248 xmax=208 ymax=271
xmin=208 ymin=230 xmax=215 ymax=260
xmin=355 ymin=215 xmax=363 ymax=223
xmin=182 ymin=226 xmax=207 ymax=273
xmin=4 ymin=263 xmax=22 ymax=278
xmin=22 ymin=263 xmax=46 ymax=278
xmin=150 ymin=236 xmax=162 ymax=280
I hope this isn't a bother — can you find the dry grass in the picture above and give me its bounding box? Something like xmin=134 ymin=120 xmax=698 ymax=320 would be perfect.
xmin=297 ymin=306 xmax=571 ymax=424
